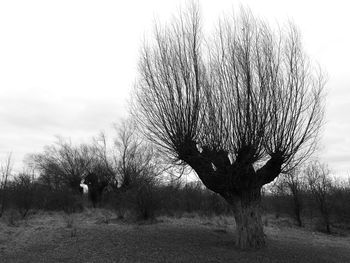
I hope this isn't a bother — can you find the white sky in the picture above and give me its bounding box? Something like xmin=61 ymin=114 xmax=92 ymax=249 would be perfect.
xmin=0 ymin=0 xmax=350 ymax=177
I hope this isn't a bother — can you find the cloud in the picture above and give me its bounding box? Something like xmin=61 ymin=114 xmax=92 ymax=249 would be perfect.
xmin=0 ymin=87 xmax=127 ymax=170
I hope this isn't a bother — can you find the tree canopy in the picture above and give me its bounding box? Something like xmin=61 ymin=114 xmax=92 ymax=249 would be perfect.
xmin=133 ymin=5 xmax=325 ymax=248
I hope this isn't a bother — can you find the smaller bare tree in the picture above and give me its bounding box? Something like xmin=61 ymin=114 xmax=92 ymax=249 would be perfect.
xmin=31 ymin=138 xmax=95 ymax=193
xmin=114 ymin=120 xmax=168 ymax=220
xmin=115 ymin=120 xmax=163 ymax=190
xmin=12 ymin=173 xmax=34 ymax=218
xmin=276 ymin=168 xmax=306 ymax=226
xmin=306 ymin=161 xmax=332 ymax=233
xmin=0 ymin=153 xmax=13 ymax=217
xmin=93 ymin=132 xmax=118 ymax=183
xmin=80 ymin=133 xmax=119 ymax=207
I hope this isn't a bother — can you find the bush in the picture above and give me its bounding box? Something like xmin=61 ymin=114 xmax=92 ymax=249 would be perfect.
xmin=135 ymin=183 xmax=158 ymax=220
xmin=109 ymin=179 xmax=159 ymax=221
xmin=152 ymin=181 xmax=231 ymax=217
xmin=330 ymin=186 xmax=350 ymax=225
xmin=6 ymin=176 xmax=83 ymax=214
xmin=39 ymin=188 xmax=84 ymax=213
xmin=9 ymin=174 xmax=34 ymax=218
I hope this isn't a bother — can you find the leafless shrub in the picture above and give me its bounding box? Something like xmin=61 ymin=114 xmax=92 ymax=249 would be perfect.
xmin=276 ymin=167 xmax=307 ymax=226
xmin=306 ymin=161 xmax=332 ymax=233
xmin=29 ymin=138 xmax=95 ymax=193
xmin=0 ymin=153 xmax=13 ymax=217
xmin=111 ymin=120 xmax=164 ymax=220
xmin=11 ymin=173 xmax=34 ymax=218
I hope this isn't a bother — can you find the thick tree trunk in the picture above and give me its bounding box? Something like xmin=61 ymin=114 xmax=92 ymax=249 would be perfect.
xmin=227 ymin=190 xmax=265 ymax=249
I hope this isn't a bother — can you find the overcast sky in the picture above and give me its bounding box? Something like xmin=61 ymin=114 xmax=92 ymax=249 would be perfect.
xmin=0 ymin=0 xmax=349 ymax=177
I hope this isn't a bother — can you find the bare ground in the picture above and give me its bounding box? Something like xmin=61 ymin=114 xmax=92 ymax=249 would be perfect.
xmin=1 ymin=210 xmax=350 ymax=263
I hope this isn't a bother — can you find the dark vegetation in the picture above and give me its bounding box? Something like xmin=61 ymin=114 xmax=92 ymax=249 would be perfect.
xmin=0 ymin=119 xmax=349 ymax=236
xmin=263 ymin=164 xmax=350 ymax=234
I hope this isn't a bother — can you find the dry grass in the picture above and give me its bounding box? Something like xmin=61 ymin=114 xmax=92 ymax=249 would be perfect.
xmin=1 ymin=210 xmax=350 ymax=262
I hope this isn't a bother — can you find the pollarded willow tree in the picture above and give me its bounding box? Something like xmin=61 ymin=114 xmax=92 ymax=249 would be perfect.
xmin=134 ymin=5 xmax=325 ymax=249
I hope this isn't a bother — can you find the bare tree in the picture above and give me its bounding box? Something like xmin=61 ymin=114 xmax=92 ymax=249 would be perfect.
xmin=276 ymin=168 xmax=306 ymax=226
xmin=12 ymin=172 xmax=34 ymax=218
xmin=93 ymin=132 xmax=118 ymax=185
xmin=82 ymin=133 xmax=119 ymax=207
xmin=30 ymin=138 xmax=95 ymax=193
xmin=114 ymin=120 xmax=167 ymax=219
xmin=0 ymin=154 xmax=12 ymax=217
xmin=134 ymin=4 xmax=325 ymax=249
xmin=306 ymin=161 xmax=332 ymax=233
xmin=115 ymin=120 xmax=162 ymax=190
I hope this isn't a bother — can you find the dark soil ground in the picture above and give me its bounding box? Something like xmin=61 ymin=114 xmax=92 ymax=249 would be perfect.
xmin=1 ymin=210 xmax=350 ymax=263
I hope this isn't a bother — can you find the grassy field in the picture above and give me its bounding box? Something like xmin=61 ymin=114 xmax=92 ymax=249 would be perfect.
xmin=1 ymin=209 xmax=350 ymax=263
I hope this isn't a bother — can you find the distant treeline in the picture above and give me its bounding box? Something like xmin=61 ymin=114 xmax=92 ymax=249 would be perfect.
xmin=0 ymin=121 xmax=349 ymax=234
